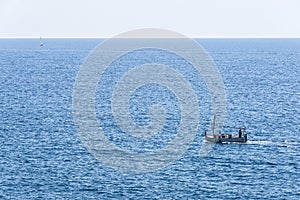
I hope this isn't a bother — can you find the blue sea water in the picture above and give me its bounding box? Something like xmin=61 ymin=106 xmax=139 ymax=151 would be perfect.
xmin=0 ymin=38 xmax=299 ymax=199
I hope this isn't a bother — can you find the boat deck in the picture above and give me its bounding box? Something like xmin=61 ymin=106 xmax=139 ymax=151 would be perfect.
xmin=205 ymin=134 xmax=247 ymax=143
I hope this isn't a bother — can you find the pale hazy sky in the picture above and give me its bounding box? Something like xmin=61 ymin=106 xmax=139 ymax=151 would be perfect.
xmin=1 ymin=0 xmax=299 ymax=38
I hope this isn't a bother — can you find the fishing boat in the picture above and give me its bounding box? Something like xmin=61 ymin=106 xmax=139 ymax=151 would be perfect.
xmin=204 ymin=116 xmax=247 ymax=144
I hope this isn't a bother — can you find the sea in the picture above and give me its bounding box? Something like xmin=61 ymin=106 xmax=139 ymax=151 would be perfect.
xmin=0 ymin=38 xmax=299 ymax=199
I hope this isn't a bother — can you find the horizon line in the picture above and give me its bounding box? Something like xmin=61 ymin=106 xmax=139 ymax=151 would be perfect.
xmin=0 ymin=36 xmax=300 ymax=39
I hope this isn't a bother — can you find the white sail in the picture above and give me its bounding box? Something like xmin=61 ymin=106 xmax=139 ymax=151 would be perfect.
xmin=39 ymin=37 xmax=43 ymax=46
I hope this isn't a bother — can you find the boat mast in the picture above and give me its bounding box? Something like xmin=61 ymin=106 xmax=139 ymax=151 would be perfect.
xmin=212 ymin=115 xmax=216 ymax=136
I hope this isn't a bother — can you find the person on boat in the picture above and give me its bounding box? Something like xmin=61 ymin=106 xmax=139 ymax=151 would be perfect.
xmin=238 ymin=128 xmax=242 ymax=138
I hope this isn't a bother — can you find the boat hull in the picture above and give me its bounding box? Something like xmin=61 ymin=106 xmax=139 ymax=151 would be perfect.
xmin=205 ymin=134 xmax=247 ymax=143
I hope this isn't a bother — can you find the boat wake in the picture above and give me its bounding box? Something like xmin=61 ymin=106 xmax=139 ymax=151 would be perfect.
xmin=246 ymin=140 xmax=299 ymax=147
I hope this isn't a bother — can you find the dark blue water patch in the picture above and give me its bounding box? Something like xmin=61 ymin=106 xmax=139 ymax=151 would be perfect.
xmin=97 ymin=84 xmax=181 ymax=153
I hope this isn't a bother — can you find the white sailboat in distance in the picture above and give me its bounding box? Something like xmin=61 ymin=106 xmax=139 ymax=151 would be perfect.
xmin=39 ymin=37 xmax=44 ymax=46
